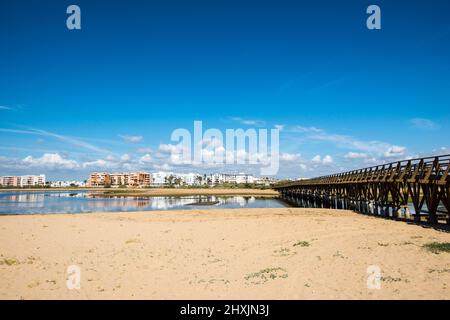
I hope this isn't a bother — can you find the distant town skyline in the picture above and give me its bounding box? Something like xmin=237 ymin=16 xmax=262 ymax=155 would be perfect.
xmin=1 ymin=0 xmax=450 ymax=181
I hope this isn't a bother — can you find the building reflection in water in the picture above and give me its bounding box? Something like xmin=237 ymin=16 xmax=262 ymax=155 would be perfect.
xmin=1 ymin=193 xmax=45 ymax=208
xmin=0 ymin=191 xmax=290 ymax=215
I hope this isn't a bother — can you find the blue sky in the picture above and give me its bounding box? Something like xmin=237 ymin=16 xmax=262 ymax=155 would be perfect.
xmin=1 ymin=0 xmax=449 ymax=180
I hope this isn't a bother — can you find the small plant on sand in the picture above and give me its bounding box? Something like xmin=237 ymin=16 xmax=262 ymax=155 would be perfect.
xmin=381 ymin=276 xmax=409 ymax=283
xmin=273 ymin=248 xmax=293 ymax=257
xmin=333 ymin=251 xmax=347 ymax=259
xmin=245 ymin=267 xmax=288 ymax=284
xmin=26 ymin=256 xmax=36 ymax=264
xmin=293 ymin=241 xmax=310 ymax=247
xmin=0 ymin=258 xmax=19 ymax=266
xmin=125 ymin=238 xmax=141 ymax=244
xmin=377 ymin=242 xmax=389 ymax=247
xmin=422 ymin=242 xmax=450 ymax=254
xmin=428 ymin=268 xmax=450 ymax=274
xmin=27 ymin=281 xmax=40 ymax=288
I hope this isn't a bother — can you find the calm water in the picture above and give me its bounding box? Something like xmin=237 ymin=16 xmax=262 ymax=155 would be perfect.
xmin=2 ymin=191 xmax=445 ymax=216
xmin=281 ymin=195 xmax=447 ymax=215
xmin=0 ymin=191 xmax=291 ymax=215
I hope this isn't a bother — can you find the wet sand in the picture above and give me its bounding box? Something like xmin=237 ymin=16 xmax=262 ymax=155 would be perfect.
xmin=0 ymin=208 xmax=449 ymax=299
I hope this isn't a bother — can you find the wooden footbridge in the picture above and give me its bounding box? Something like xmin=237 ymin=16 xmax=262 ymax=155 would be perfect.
xmin=273 ymin=155 xmax=450 ymax=225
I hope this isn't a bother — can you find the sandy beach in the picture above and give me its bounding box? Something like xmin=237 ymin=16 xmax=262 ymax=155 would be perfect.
xmin=1 ymin=208 xmax=449 ymax=300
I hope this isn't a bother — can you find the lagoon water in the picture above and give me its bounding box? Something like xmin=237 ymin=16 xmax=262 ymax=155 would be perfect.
xmin=1 ymin=191 xmax=442 ymax=216
xmin=0 ymin=191 xmax=291 ymax=215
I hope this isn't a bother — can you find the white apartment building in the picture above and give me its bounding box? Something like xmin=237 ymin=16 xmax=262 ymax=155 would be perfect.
xmin=147 ymin=171 xmax=266 ymax=187
xmin=50 ymin=181 xmax=86 ymax=188
xmin=210 ymin=173 xmax=225 ymax=185
xmin=151 ymin=171 xmax=173 ymax=186
xmin=20 ymin=175 xmax=46 ymax=187
xmin=0 ymin=175 xmax=46 ymax=187
xmin=177 ymin=173 xmax=201 ymax=186
xmin=253 ymin=177 xmax=277 ymax=186
xmin=221 ymin=173 xmax=254 ymax=184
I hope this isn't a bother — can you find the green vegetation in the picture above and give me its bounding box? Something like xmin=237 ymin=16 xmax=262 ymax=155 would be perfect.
xmin=187 ymin=201 xmax=220 ymax=206
xmin=142 ymin=181 xmax=272 ymax=190
xmin=381 ymin=276 xmax=409 ymax=283
xmin=102 ymin=189 xmax=145 ymax=195
xmin=213 ymin=182 xmax=272 ymax=190
xmin=273 ymin=248 xmax=293 ymax=257
xmin=333 ymin=251 xmax=347 ymax=259
xmin=245 ymin=267 xmax=288 ymax=284
xmin=0 ymin=258 xmax=19 ymax=266
xmin=27 ymin=281 xmax=40 ymax=288
xmin=0 ymin=185 xmax=50 ymax=190
xmin=422 ymin=242 xmax=450 ymax=254
xmin=293 ymin=241 xmax=310 ymax=247
xmin=155 ymin=182 xmax=272 ymax=190
xmin=125 ymin=238 xmax=141 ymax=244
xmin=428 ymin=268 xmax=450 ymax=274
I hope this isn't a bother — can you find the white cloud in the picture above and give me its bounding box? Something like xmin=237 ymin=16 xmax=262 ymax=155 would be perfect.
xmin=120 ymin=135 xmax=143 ymax=143
xmin=363 ymin=157 xmax=379 ymax=165
xmin=154 ymin=163 xmax=172 ymax=171
xmin=229 ymin=117 xmax=265 ymax=126
xmin=384 ymin=145 xmax=406 ymax=158
xmin=410 ymin=118 xmax=439 ymax=130
xmin=1 ymin=127 xmax=111 ymax=154
xmin=82 ymin=159 xmax=106 ymax=168
xmin=311 ymin=154 xmax=333 ymax=165
xmin=274 ymin=124 xmax=284 ymax=131
xmin=311 ymin=155 xmax=322 ymax=163
xmin=0 ymin=105 xmax=12 ymax=110
xmin=291 ymin=126 xmax=323 ymax=133
xmin=201 ymin=137 xmax=223 ymax=149
xmin=287 ymin=125 xmax=407 ymax=159
xmin=120 ymin=154 xmax=131 ymax=161
xmin=82 ymin=159 xmax=117 ymax=169
xmin=280 ymin=152 xmax=301 ymax=161
xmin=344 ymin=152 xmax=368 ymax=159
xmin=159 ymin=143 xmax=178 ymax=154
xmin=139 ymin=154 xmax=153 ymax=163
xmin=22 ymin=153 xmax=78 ymax=169
xmin=323 ymin=155 xmax=333 ymax=164
xmin=137 ymin=147 xmax=152 ymax=153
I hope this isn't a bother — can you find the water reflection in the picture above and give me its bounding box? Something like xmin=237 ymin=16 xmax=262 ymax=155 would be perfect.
xmin=280 ymin=194 xmax=447 ymax=216
xmin=0 ymin=191 xmax=290 ymax=215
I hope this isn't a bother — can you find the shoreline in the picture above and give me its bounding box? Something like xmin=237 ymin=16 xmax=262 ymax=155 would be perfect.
xmin=1 ymin=207 xmax=449 ymax=299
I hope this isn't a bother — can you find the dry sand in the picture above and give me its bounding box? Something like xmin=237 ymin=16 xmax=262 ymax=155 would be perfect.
xmin=0 ymin=208 xmax=449 ymax=300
